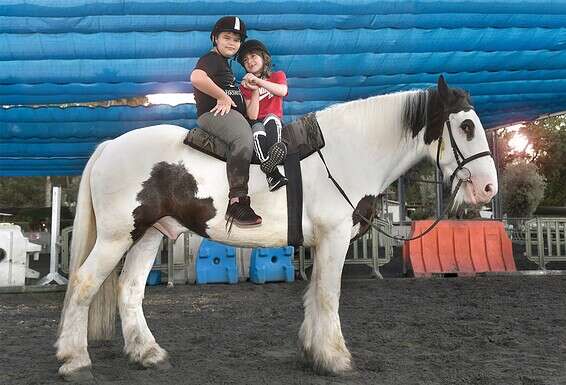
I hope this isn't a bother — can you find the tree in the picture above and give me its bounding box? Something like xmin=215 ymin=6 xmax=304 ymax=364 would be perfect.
xmin=405 ymin=161 xmax=437 ymax=219
xmin=0 ymin=177 xmax=46 ymax=208
xmin=504 ymin=114 xmax=566 ymax=206
xmin=0 ymin=176 xmax=80 ymax=210
xmin=501 ymin=161 xmax=546 ymax=218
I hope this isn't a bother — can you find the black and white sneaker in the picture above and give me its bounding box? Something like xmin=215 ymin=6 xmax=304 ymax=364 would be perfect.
xmin=266 ymin=169 xmax=288 ymax=192
xmin=260 ymin=142 xmax=287 ymax=174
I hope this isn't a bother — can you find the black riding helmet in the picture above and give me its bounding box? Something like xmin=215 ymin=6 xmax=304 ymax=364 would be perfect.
xmin=236 ymin=39 xmax=270 ymax=66
xmin=210 ymin=16 xmax=247 ymax=45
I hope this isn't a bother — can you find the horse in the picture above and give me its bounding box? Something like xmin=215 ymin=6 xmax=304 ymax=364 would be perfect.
xmin=55 ymin=75 xmax=498 ymax=381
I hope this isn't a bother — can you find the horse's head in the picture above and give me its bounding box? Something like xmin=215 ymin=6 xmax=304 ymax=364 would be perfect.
xmin=425 ymin=75 xmax=498 ymax=206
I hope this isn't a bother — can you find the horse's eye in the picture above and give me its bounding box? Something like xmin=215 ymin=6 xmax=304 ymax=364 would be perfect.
xmin=460 ymin=119 xmax=475 ymax=140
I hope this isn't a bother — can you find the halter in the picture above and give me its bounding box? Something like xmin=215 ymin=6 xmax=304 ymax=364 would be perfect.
xmin=319 ymin=109 xmax=494 ymax=242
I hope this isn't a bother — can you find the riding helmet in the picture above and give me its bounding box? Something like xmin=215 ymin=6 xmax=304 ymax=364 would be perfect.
xmin=236 ymin=39 xmax=270 ymax=66
xmin=210 ymin=16 xmax=247 ymax=44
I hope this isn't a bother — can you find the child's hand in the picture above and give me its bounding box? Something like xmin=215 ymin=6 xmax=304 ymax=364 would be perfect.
xmin=243 ymin=73 xmax=260 ymax=86
xmin=211 ymin=94 xmax=236 ymax=116
xmin=242 ymin=79 xmax=259 ymax=90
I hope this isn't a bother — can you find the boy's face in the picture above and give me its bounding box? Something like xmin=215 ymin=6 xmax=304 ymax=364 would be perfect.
xmin=242 ymin=52 xmax=264 ymax=76
xmin=214 ymin=32 xmax=242 ymax=58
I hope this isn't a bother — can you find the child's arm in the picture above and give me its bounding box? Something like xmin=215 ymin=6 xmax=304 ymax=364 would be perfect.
xmin=244 ymin=88 xmax=260 ymax=120
xmin=243 ymin=73 xmax=288 ymax=97
xmin=190 ymin=69 xmax=236 ymax=116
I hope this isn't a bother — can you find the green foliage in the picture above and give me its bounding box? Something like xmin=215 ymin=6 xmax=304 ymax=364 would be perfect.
xmin=523 ymin=115 xmax=566 ymax=206
xmin=0 ymin=177 xmax=46 ymax=208
xmin=501 ymin=161 xmax=546 ymax=218
xmin=405 ymin=161 xmax=438 ymax=219
xmin=0 ymin=176 xmax=80 ymax=210
xmin=503 ymin=114 xmax=566 ymax=206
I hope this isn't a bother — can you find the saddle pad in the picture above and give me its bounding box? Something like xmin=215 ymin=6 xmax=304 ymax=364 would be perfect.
xmin=183 ymin=113 xmax=323 ymax=247
xmin=183 ymin=112 xmax=325 ymax=162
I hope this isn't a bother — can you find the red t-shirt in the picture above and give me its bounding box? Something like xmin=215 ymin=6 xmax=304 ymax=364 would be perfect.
xmin=240 ymin=71 xmax=287 ymax=120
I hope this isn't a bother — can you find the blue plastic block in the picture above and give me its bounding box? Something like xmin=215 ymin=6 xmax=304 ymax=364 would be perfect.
xmin=249 ymin=246 xmax=295 ymax=284
xmin=146 ymin=270 xmax=162 ymax=286
xmin=195 ymin=239 xmax=238 ymax=284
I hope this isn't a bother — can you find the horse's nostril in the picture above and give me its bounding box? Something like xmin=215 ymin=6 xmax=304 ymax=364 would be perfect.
xmin=485 ymin=184 xmax=494 ymax=193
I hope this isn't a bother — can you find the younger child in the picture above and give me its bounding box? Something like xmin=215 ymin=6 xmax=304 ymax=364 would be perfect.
xmin=237 ymin=39 xmax=289 ymax=192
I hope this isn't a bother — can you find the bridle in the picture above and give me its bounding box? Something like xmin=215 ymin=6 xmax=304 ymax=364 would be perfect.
xmin=318 ymin=109 xmax=493 ymax=242
xmin=440 ymin=109 xmax=492 ymax=189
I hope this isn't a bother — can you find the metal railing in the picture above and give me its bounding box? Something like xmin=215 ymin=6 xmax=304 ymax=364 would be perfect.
xmin=59 ymin=217 xmax=396 ymax=283
xmin=296 ymin=217 xmax=394 ymax=280
xmin=502 ymin=217 xmax=530 ymax=242
xmin=524 ymin=217 xmax=566 ymax=269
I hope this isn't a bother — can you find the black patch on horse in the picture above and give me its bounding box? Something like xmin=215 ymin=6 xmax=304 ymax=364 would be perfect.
xmin=352 ymin=195 xmax=377 ymax=241
xmin=131 ymin=161 xmax=216 ymax=242
xmin=402 ymin=76 xmax=474 ymax=144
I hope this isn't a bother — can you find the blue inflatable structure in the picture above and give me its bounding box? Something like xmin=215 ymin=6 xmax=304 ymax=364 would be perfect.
xmin=249 ymin=247 xmax=295 ymax=284
xmin=2 ymin=1 xmax=566 ymax=175
xmin=195 ymin=239 xmax=238 ymax=285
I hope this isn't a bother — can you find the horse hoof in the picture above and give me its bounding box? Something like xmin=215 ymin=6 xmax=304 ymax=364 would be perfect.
xmin=148 ymin=358 xmax=172 ymax=371
xmin=61 ymin=366 xmax=93 ymax=382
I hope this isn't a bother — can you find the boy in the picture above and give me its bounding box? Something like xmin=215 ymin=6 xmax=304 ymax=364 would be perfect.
xmin=190 ymin=16 xmax=262 ymax=228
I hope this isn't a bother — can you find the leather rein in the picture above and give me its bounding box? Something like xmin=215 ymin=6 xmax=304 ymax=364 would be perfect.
xmin=318 ymin=115 xmax=492 ymax=242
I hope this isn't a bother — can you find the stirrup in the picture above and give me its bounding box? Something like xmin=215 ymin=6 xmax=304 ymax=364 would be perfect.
xmin=260 ymin=142 xmax=287 ymax=174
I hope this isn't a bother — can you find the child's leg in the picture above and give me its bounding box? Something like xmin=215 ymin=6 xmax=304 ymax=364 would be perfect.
xmin=197 ymin=111 xmax=253 ymax=199
xmin=258 ymin=114 xmax=288 ymax=191
xmin=262 ymin=114 xmax=283 ymax=150
xmin=250 ymin=120 xmax=268 ymax=163
xmin=258 ymin=115 xmax=286 ymax=175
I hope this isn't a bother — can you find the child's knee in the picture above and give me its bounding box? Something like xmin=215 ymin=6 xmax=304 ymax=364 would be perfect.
xmin=251 ymin=121 xmax=265 ymax=134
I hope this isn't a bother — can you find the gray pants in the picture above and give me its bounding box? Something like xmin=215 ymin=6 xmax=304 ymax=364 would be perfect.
xmin=197 ymin=110 xmax=253 ymax=199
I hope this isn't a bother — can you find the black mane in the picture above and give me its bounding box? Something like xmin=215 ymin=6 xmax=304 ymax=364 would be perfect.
xmin=402 ymin=86 xmax=473 ymax=144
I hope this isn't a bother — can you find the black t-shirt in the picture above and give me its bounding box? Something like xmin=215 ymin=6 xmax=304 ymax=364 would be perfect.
xmin=193 ymin=51 xmax=246 ymax=117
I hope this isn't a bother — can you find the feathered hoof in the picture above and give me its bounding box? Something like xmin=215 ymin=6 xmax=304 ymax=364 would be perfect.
xmin=128 ymin=345 xmax=171 ymax=371
xmin=146 ymin=357 xmax=172 ymax=371
xmin=301 ymin=346 xmax=353 ymax=376
xmin=59 ymin=366 xmax=93 ymax=382
xmin=129 ymin=357 xmax=172 ymax=371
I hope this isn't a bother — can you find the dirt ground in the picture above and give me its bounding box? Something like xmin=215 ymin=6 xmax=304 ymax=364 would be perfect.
xmin=0 ymin=269 xmax=565 ymax=385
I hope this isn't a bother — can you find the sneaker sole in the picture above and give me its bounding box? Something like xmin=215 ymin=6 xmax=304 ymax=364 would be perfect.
xmin=260 ymin=142 xmax=287 ymax=174
xmin=224 ymin=215 xmax=263 ymax=228
xmin=269 ymin=178 xmax=288 ymax=192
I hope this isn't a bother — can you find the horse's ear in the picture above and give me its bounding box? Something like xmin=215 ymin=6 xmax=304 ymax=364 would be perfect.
xmin=437 ymin=75 xmax=449 ymax=100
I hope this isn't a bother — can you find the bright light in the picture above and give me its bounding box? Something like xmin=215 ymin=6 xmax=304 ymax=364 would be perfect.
xmin=508 ymin=132 xmax=532 ymax=153
xmin=146 ymin=93 xmax=194 ymax=106
xmin=506 ymin=123 xmax=524 ymax=132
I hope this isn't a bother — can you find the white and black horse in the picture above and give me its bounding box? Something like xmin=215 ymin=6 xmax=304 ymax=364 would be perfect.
xmin=56 ymin=75 xmax=497 ymax=381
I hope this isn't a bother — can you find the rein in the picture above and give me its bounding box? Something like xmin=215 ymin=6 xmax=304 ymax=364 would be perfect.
xmin=317 ymin=117 xmax=492 ymax=242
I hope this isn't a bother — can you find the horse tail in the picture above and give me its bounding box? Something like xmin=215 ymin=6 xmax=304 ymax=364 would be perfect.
xmin=58 ymin=141 xmax=113 ymax=339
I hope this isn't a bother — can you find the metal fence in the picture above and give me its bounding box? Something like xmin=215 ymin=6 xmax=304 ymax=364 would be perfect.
xmin=502 ymin=217 xmax=530 ymax=242
xmin=59 ymin=216 xmax=396 ymax=283
xmin=296 ymin=217 xmax=394 ymax=280
xmin=524 ymin=217 xmax=566 ymax=268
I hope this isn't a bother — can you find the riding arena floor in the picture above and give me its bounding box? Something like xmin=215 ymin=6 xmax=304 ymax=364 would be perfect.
xmin=0 ymin=250 xmax=564 ymax=385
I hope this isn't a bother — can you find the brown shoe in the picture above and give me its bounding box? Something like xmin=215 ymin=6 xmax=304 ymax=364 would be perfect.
xmin=225 ymin=196 xmax=262 ymax=230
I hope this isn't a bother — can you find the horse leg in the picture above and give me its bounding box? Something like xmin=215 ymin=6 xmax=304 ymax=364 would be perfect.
xmin=118 ymin=227 xmax=171 ymax=369
xmin=56 ymin=236 xmax=131 ymax=381
xmin=299 ymin=223 xmax=353 ymax=375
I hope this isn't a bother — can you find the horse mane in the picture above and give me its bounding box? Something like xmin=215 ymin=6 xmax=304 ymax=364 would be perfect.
xmin=402 ymin=86 xmax=474 ymax=145
xmin=317 ymin=83 xmax=473 ymax=146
